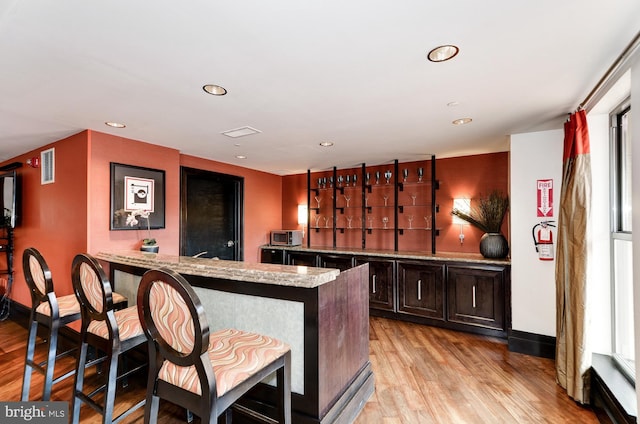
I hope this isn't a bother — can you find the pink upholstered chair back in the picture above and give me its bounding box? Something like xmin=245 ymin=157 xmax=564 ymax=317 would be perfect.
xmin=71 ymin=254 xmax=116 ymax=321
xmin=22 ymin=248 xmax=53 ymax=302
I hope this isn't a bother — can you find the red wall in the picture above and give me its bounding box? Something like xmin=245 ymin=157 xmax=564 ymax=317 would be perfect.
xmin=282 ymin=152 xmax=509 ymax=254
xmin=1 ymin=132 xmax=91 ymax=305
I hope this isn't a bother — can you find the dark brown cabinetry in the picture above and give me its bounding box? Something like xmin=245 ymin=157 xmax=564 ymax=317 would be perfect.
xmin=355 ymin=257 xmax=395 ymax=311
xmin=261 ymin=247 xmax=510 ymax=338
xmin=397 ymin=261 xmax=445 ymax=320
xmin=447 ymin=265 xmax=505 ymax=331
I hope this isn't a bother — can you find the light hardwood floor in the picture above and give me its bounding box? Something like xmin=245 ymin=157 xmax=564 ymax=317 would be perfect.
xmin=0 ymin=316 xmax=598 ymax=423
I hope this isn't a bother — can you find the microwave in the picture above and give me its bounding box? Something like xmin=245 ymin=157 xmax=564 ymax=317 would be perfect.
xmin=270 ymin=230 xmax=303 ymax=246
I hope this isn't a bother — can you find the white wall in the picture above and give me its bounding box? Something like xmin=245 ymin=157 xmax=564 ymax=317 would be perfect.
xmin=510 ymin=130 xmax=563 ymax=336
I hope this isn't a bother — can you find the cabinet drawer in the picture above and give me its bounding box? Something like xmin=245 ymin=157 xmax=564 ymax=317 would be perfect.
xmin=286 ymin=251 xmax=318 ymax=267
xmin=447 ymin=266 xmax=505 ymax=330
xmin=319 ymin=254 xmax=354 ymax=271
xmin=397 ymin=262 xmax=445 ymax=320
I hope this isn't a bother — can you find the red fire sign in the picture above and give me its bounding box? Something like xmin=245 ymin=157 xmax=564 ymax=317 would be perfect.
xmin=537 ymin=179 xmax=553 ymax=217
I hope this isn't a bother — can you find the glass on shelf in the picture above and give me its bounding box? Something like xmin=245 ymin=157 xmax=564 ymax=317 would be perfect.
xmin=343 ymin=194 xmax=351 ymax=207
xmin=347 ymin=216 xmax=353 ymax=229
xmin=403 ymin=168 xmax=409 ymax=182
xmin=345 ymin=175 xmax=350 ymax=186
xmin=382 ymin=216 xmax=389 ymax=229
xmin=352 ymin=174 xmax=357 ymax=186
xmin=315 ymin=215 xmax=324 ymax=228
xmin=314 ymin=195 xmax=321 ymax=208
xmin=410 ymin=193 xmax=417 ymax=206
xmin=407 ymin=215 xmax=414 ymax=229
xmin=424 ymin=215 xmax=432 ymax=230
xmin=417 ymin=167 xmax=424 ymax=182
xmin=384 ymin=170 xmax=392 ymax=184
xmin=375 ymin=171 xmax=381 ymax=185
xmin=382 ymin=194 xmax=389 ymax=207
xmin=368 ymin=216 xmax=374 ymax=229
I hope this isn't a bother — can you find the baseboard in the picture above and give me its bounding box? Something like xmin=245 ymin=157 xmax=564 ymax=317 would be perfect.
xmin=508 ymin=329 xmax=556 ymax=359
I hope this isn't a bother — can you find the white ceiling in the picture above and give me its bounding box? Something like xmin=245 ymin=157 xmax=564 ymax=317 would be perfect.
xmin=0 ymin=1 xmax=639 ymax=175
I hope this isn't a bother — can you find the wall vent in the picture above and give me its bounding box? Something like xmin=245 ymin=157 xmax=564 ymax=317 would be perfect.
xmin=41 ymin=148 xmax=55 ymax=184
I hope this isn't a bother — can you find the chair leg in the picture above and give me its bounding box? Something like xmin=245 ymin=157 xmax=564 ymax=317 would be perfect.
xmin=72 ymin=340 xmax=89 ymax=424
xmin=21 ymin=319 xmax=39 ymax=401
xmin=145 ymin=393 xmax=160 ymax=424
xmin=42 ymin=319 xmax=60 ymax=401
xmin=276 ymin=352 xmax=292 ymax=424
xmin=102 ymin=349 xmax=120 ymax=424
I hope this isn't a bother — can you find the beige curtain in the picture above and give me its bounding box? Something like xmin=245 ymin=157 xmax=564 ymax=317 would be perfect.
xmin=555 ymin=109 xmax=592 ymax=404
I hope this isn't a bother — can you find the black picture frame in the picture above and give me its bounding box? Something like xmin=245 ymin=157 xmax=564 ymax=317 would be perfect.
xmin=110 ymin=163 xmax=165 ymax=230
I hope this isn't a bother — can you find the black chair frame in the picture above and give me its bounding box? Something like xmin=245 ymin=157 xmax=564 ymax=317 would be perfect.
xmin=71 ymin=253 xmax=146 ymax=424
xmin=138 ymin=267 xmax=291 ymax=424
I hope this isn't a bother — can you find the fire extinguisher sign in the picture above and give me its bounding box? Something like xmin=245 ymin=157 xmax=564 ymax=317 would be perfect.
xmin=537 ymin=179 xmax=553 ymax=217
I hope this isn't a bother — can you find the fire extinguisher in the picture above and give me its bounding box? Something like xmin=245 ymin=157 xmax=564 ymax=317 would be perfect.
xmin=532 ymin=220 xmax=556 ymax=261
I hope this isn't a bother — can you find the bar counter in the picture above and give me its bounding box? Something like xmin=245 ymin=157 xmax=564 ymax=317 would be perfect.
xmin=97 ymin=250 xmax=373 ymax=424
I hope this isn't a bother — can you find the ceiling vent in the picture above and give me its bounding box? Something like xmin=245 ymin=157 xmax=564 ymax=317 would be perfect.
xmin=221 ymin=126 xmax=262 ymax=138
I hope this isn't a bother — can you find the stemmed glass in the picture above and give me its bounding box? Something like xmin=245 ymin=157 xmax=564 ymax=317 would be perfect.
xmin=417 ymin=167 xmax=424 ymax=182
xmin=329 ymin=176 xmax=334 ymax=187
xmin=325 ymin=216 xmax=333 ymax=228
xmin=344 ymin=194 xmax=351 ymax=207
xmin=368 ymin=216 xmax=374 ymax=229
xmin=337 ymin=175 xmax=344 ymax=187
xmin=314 ymin=195 xmax=321 ymax=208
xmin=365 ymin=172 xmax=370 ymax=185
xmin=407 ymin=215 xmax=414 ymax=229
xmin=317 ymin=177 xmax=323 ymax=189
xmin=384 ymin=170 xmax=392 ymax=184
xmin=382 ymin=217 xmax=389 ymax=229
xmin=375 ymin=171 xmax=381 ymax=185
xmin=382 ymin=194 xmax=389 ymax=207
xmin=345 ymin=175 xmax=350 ymax=187
xmin=403 ymin=169 xmax=409 ymax=182
xmin=424 ymin=215 xmax=432 ymax=230
xmin=352 ymin=174 xmax=358 ymax=186
xmin=347 ymin=216 xmax=353 ymax=229
xmin=315 ymin=215 xmax=324 ymax=228
xmin=410 ymin=193 xmax=417 ymax=206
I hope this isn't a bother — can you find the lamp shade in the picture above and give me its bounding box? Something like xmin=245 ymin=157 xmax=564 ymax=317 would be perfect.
xmin=298 ymin=204 xmax=308 ymax=225
xmin=452 ymin=198 xmax=470 ymax=225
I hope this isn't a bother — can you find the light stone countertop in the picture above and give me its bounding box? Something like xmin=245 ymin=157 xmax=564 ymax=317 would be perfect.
xmin=96 ymin=250 xmax=340 ymax=288
xmin=262 ymin=245 xmax=511 ymax=265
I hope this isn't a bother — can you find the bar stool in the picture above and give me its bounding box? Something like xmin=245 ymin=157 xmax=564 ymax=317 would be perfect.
xmin=137 ymin=267 xmax=292 ymax=423
xmin=21 ymin=247 xmax=127 ymax=401
xmin=71 ymin=253 xmax=146 ymax=424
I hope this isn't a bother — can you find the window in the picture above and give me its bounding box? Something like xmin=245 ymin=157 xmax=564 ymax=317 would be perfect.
xmin=611 ymin=102 xmax=634 ymax=383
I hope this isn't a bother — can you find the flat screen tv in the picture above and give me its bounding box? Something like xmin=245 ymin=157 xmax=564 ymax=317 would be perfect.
xmin=0 ymin=170 xmax=19 ymax=228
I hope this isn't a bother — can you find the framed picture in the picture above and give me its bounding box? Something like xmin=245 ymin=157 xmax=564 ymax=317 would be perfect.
xmin=110 ymin=163 xmax=165 ymax=230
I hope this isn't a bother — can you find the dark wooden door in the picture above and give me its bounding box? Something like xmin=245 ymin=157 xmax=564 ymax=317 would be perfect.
xmin=447 ymin=265 xmax=505 ymax=330
xmin=397 ymin=261 xmax=445 ymax=320
xmin=355 ymin=257 xmax=395 ymax=312
xmin=180 ymin=167 xmax=243 ymax=260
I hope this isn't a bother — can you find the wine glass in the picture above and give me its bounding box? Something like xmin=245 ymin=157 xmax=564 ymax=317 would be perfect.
xmin=365 ymin=172 xmax=370 ymax=185
xmin=424 ymin=215 xmax=432 ymax=230
xmin=314 ymin=195 xmax=321 ymax=208
xmin=352 ymin=174 xmax=358 ymax=186
xmin=368 ymin=216 xmax=374 ymax=229
xmin=315 ymin=215 xmax=324 ymax=228
xmin=384 ymin=170 xmax=392 ymax=184
xmin=417 ymin=167 xmax=424 ymax=182
xmin=345 ymin=175 xmax=350 ymax=186
xmin=344 ymin=194 xmax=351 ymax=207
xmin=317 ymin=177 xmax=323 ymax=189
xmin=382 ymin=193 xmax=389 ymax=206
xmin=325 ymin=216 xmax=333 ymax=228
xmin=375 ymin=171 xmax=381 ymax=185
xmin=347 ymin=216 xmax=353 ymax=229
xmin=410 ymin=193 xmax=417 ymax=206
xmin=403 ymin=169 xmax=409 ymax=182
xmin=407 ymin=215 xmax=414 ymax=229
xmin=322 ymin=177 xmax=327 ymax=188
xmin=337 ymin=175 xmax=344 ymax=187
xmin=382 ymin=216 xmax=389 ymax=229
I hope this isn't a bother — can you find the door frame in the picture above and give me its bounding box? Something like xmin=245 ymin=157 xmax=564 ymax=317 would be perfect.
xmin=180 ymin=167 xmax=244 ymax=260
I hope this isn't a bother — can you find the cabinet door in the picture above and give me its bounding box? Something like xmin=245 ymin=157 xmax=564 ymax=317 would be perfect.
xmin=447 ymin=265 xmax=505 ymax=330
xmin=356 ymin=257 xmax=394 ymax=311
xmin=397 ymin=262 xmax=445 ymax=320
xmin=287 ymin=251 xmax=318 ymax=267
xmin=319 ymin=254 xmax=354 ymax=271
xmin=260 ymin=248 xmax=285 ymax=264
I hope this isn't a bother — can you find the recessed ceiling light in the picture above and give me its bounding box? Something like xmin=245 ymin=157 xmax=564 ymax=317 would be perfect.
xmin=105 ymin=121 xmax=126 ymax=128
xmin=203 ymin=84 xmax=227 ymax=96
xmin=452 ymin=118 xmax=472 ymax=125
xmin=319 ymin=141 xmax=334 ymax=147
xmin=427 ymin=45 xmax=459 ymax=62
xmin=235 ymin=155 xmax=247 ymax=159
xmin=447 ymin=101 xmax=460 ymax=107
